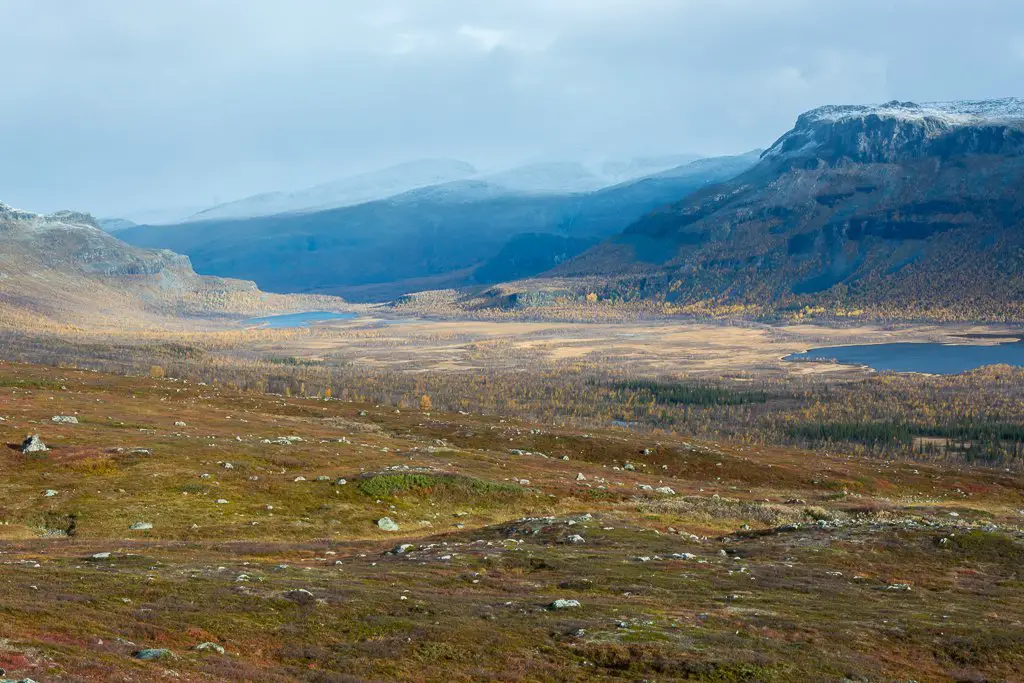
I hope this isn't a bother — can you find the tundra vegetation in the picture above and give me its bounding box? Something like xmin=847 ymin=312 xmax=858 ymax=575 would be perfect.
xmin=0 ymin=310 xmax=1021 ymax=682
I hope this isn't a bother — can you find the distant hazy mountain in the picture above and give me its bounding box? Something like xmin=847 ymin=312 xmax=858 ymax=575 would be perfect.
xmin=178 ymin=154 xmax=708 ymax=223
xmin=555 ymin=98 xmax=1024 ymax=319
xmin=117 ymin=152 xmax=759 ymax=301
xmin=186 ymin=159 xmax=480 ymax=222
xmin=479 ymin=162 xmax=608 ymax=194
xmin=97 ymin=217 xmax=137 ymax=233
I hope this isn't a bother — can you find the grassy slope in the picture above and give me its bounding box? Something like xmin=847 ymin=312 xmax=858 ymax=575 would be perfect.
xmin=0 ymin=361 xmax=1021 ymax=681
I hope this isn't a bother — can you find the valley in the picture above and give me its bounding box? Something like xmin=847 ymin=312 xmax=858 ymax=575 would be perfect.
xmin=2 ymin=89 xmax=1023 ymax=682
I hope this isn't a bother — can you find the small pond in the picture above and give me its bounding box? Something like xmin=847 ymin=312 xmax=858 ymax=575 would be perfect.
xmin=244 ymin=311 xmax=358 ymax=329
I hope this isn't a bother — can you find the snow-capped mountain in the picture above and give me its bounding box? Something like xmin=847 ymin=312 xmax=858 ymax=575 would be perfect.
xmin=557 ymin=97 xmax=1024 ymax=318
xmin=176 ymin=154 xmax=707 ymax=223
xmin=764 ymin=98 xmax=1024 ymax=163
xmin=185 ymin=159 xmax=480 ymax=222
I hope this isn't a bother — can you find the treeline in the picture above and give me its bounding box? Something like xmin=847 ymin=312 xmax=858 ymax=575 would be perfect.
xmin=602 ymin=378 xmax=774 ymax=406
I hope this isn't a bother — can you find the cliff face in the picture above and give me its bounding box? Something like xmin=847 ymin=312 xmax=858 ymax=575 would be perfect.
xmin=556 ymin=99 xmax=1024 ymax=319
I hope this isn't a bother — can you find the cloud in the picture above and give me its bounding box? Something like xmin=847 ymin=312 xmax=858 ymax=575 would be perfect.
xmin=0 ymin=0 xmax=1019 ymax=216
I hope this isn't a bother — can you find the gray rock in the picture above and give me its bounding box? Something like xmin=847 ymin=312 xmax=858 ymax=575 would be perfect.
xmin=194 ymin=642 xmax=225 ymax=654
xmin=334 ymin=478 xmax=348 ymax=486
xmin=20 ymin=435 xmax=48 ymax=453
xmin=575 ymin=473 xmax=586 ymax=481
xmin=89 ymin=552 xmax=112 ymax=560
xmin=43 ymin=489 xmax=58 ymax=497
xmin=549 ymin=599 xmax=581 ymax=610
xmin=377 ymin=517 xmax=400 ymax=532
xmin=623 ymin=463 xmax=636 ymax=471
xmin=282 ymin=588 xmax=316 ymax=605
xmin=567 ymin=534 xmax=586 ymax=544
xmin=654 ymin=486 xmax=677 ymax=495
xmin=134 ymin=648 xmax=174 ymax=661
xmin=174 ymin=421 xmax=187 ymax=427
xmin=51 ymin=415 xmax=78 ymax=424
xmin=130 ymin=522 xmax=154 ymax=531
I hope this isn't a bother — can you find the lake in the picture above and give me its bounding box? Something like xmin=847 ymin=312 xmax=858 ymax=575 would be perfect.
xmin=785 ymin=339 xmax=1024 ymax=374
xmin=244 ymin=311 xmax=358 ymax=329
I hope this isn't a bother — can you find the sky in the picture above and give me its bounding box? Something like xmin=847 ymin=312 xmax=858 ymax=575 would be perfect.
xmin=1 ymin=0 xmax=1021 ymax=218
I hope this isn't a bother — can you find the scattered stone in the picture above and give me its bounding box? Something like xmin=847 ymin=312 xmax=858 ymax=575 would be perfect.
xmin=221 ymin=462 xmax=234 ymax=469
xmin=654 ymin=486 xmax=677 ymax=495
xmin=174 ymin=421 xmax=187 ymax=427
xmin=215 ymin=499 xmax=230 ymax=505
xmin=20 ymin=435 xmax=48 ymax=454
xmin=194 ymin=642 xmax=225 ymax=654
xmin=670 ymin=553 xmax=698 ymax=560
xmin=575 ymin=473 xmax=586 ymax=481
xmin=316 ymin=475 xmax=331 ymax=482
xmin=623 ymin=463 xmax=636 ymax=471
xmin=549 ymin=599 xmax=581 ymax=610
xmin=393 ymin=543 xmax=415 ymax=554
xmin=43 ymin=489 xmax=58 ymax=497
xmin=283 ymin=589 xmax=317 ymax=605
xmin=377 ymin=517 xmax=400 ymax=532
xmin=886 ymin=583 xmax=913 ymax=591
xmin=637 ymin=484 xmax=653 ymax=491
xmin=567 ymin=534 xmax=586 ymax=544
xmin=130 ymin=522 xmax=154 ymax=531
xmin=89 ymin=552 xmax=112 ymax=560
xmin=134 ymin=648 xmax=174 ymax=661
xmin=51 ymin=415 xmax=78 ymax=424
xmin=293 ymin=476 xmax=307 ymax=482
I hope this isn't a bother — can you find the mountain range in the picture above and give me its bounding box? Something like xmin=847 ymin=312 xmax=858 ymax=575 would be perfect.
xmin=141 ymin=154 xmax=705 ymax=225
xmin=553 ymin=98 xmax=1024 ymax=319
xmin=117 ymin=153 xmax=758 ymax=301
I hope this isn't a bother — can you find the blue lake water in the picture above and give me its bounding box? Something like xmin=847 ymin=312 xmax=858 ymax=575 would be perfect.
xmin=244 ymin=311 xmax=358 ymax=329
xmin=785 ymin=339 xmax=1024 ymax=374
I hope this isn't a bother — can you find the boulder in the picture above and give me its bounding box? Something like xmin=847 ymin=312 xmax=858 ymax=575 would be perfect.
xmin=194 ymin=642 xmax=226 ymax=654
xmin=549 ymin=599 xmax=581 ymax=610
xmin=377 ymin=517 xmax=400 ymax=532
xmin=51 ymin=415 xmax=78 ymax=424
xmin=134 ymin=648 xmax=174 ymax=661
xmin=20 ymin=435 xmax=48 ymax=454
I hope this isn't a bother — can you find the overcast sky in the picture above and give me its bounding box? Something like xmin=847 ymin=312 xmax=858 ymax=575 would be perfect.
xmin=1 ymin=0 xmax=1021 ymax=217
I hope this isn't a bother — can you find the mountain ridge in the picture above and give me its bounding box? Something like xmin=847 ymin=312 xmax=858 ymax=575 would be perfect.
xmin=550 ymin=98 xmax=1024 ymax=320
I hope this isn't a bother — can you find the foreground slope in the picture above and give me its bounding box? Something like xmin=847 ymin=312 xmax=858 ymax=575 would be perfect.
xmin=0 ymin=203 xmax=340 ymax=327
xmin=0 ymin=361 xmax=1021 ymax=681
xmin=558 ymin=99 xmax=1024 ymax=319
xmin=118 ymin=153 xmax=759 ymax=302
